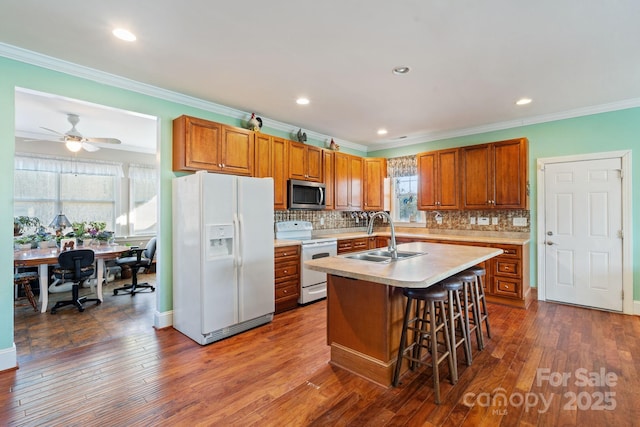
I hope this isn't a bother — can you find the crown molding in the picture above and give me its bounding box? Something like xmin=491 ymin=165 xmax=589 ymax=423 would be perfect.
xmin=3 ymin=42 xmax=638 ymax=155
xmin=1 ymin=43 xmax=367 ymax=152
xmin=371 ymin=98 xmax=640 ymax=151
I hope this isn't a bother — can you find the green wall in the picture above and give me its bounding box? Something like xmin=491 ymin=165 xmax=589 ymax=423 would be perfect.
xmin=371 ymin=108 xmax=639 ymax=302
xmin=1 ymin=54 xmax=637 ymax=366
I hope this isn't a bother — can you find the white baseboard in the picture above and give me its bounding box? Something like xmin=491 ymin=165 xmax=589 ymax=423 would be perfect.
xmin=633 ymin=300 xmax=640 ymax=316
xmin=0 ymin=344 xmax=17 ymax=372
xmin=154 ymin=310 xmax=173 ymax=329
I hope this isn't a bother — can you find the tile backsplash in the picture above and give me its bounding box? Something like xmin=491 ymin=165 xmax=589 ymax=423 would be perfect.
xmin=274 ymin=209 xmax=530 ymax=233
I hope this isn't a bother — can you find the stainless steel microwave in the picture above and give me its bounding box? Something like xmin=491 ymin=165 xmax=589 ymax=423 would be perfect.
xmin=288 ymin=179 xmax=326 ymax=210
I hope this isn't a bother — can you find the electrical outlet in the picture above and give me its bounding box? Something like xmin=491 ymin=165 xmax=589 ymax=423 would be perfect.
xmin=513 ymin=217 xmax=527 ymax=226
xmin=469 ymin=216 xmax=476 ymax=225
xmin=320 ymin=217 xmax=325 ymax=226
xmin=477 ymin=217 xmax=490 ymax=225
xmin=492 ymin=217 xmax=499 ymax=225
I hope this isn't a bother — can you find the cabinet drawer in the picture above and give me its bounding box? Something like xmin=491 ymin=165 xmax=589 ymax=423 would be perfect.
xmin=275 ymin=282 xmax=299 ymax=300
xmin=494 ymin=259 xmax=521 ymax=278
xmin=352 ymin=238 xmax=368 ymax=251
xmin=275 ymin=260 xmax=299 ymax=279
xmin=493 ymin=244 xmax=521 ymax=259
xmin=494 ymin=278 xmax=521 ymax=298
xmin=337 ymin=240 xmax=353 ymax=253
xmin=275 ymin=245 xmax=300 ymax=261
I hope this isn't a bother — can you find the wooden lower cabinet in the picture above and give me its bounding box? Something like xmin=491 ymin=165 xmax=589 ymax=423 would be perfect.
xmin=388 ymin=236 xmax=530 ymax=308
xmin=274 ymin=245 xmax=300 ymax=314
xmin=337 ymin=237 xmax=368 ymax=254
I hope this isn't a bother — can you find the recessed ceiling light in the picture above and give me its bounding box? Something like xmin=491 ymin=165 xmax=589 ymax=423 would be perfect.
xmin=392 ymin=66 xmax=411 ymax=75
xmin=377 ymin=129 xmax=388 ymax=135
xmin=516 ymin=97 xmax=532 ymax=106
xmin=112 ymin=28 xmax=137 ymax=42
xmin=296 ymin=97 xmax=310 ymax=105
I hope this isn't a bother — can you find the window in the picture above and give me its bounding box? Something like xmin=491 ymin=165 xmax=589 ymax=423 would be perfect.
xmin=387 ymin=155 xmax=425 ymax=225
xmin=13 ymin=154 xmax=157 ymax=237
xmin=128 ymin=164 xmax=157 ymax=235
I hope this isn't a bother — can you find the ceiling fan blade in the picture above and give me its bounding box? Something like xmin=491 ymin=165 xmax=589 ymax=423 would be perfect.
xmin=82 ymin=142 xmax=100 ymax=152
xmin=41 ymin=126 xmax=65 ymax=136
xmin=85 ymin=137 xmax=121 ymax=144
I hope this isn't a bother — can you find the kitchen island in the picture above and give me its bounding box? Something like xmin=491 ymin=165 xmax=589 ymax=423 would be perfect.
xmin=305 ymin=241 xmax=503 ymax=387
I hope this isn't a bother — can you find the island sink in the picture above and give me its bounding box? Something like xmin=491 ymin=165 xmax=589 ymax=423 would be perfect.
xmin=344 ymin=250 xmax=426 ymax=263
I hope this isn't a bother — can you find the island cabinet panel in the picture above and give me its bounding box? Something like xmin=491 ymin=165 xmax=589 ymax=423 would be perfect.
xmin=417 ymin=148 xmax=460 ymax=210
xmin=288 ymin=140 xmax=323 ymax=182
xmin=327 ymin=275 xmax=407 ymax=386
xmin=254 ymin=134 xmax=288 ymax=210
xmin=461 ymin=137 xmax=528 ymax=209
xmin=363 ymin=158 xmax=387 ymax=211
xmin=173 ymin=115 xmax=254 ymax=176
xmin=274 ymin=245 xmax=300 ymax=314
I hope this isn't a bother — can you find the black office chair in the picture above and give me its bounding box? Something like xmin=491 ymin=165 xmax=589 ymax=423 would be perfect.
xmin=114 ymin=237 xmax=156 ymax=296
xmin=51 ymin=249 xmax=101 ymax=314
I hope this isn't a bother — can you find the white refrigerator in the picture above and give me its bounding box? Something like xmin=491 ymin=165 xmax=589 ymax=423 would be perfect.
xmin=172 ymin=171 xmax=275 ymax=345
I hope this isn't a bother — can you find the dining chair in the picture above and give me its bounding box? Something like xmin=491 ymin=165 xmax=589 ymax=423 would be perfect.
xmin=51 ymin=249 xmax=101 ymax=314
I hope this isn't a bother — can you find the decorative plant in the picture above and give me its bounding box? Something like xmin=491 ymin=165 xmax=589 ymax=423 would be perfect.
xmin=14 ymin=234 xmax=36 ymax=246
xmin=13 ymin=216 xmax=41 ymax=236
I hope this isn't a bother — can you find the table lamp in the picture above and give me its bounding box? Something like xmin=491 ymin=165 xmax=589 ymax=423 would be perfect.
xmin=49 ymin=212 xmax=72 ymax=235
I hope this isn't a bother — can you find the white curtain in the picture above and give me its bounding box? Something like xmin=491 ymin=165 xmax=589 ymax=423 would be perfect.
xmin=15 ymin=153 xmax=124 ymax=177
xmin=128 ymin=163 xmax=156 ymax=180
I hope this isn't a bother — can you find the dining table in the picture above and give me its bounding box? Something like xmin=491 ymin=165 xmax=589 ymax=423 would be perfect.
xmin=13 ymin=245 xmax=131 ymax=313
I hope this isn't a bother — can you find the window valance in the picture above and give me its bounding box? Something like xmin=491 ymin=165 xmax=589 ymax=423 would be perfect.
xmin=386 ymin=155 xmax=417 ymax=178
xmin=15 ymin=153 xmax=124 ymax=177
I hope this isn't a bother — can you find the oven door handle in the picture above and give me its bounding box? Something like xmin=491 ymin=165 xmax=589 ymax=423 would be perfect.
xmin=303 ymin=242 xmax=337 ymax=250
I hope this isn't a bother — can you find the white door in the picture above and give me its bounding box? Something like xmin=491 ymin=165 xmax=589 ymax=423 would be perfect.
xmin=544 ymin=158 xmax=623 ymax=311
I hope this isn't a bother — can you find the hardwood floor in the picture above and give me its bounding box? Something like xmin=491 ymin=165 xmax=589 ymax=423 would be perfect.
xmin=4 ymin=288 xmax=639 ymax=426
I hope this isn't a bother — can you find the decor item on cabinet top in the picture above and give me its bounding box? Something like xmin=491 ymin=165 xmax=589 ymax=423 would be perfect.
xmin=246 ymin=113 xmax=262 ymax=131
xmin=329 ymin=138 xmax=340 ymax=151
xmin=296 ymin=128 xmax=307 ymax=143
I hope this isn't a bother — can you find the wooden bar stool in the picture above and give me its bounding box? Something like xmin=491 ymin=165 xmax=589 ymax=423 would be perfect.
xmin=464 ymin=266 xmax=491 ymax=340
xmin=14 ymin=271 xmax=39 ymax=312
xmin=437 ymin=277 xmax=472 ymax=383
xmin=392 ymin=285 xmax=454 ymax=404
xmin=454 ymin=270 xmax=484 ymax=350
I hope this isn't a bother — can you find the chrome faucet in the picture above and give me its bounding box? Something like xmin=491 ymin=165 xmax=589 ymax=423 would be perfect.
xmin=367 ymin=211 xmax=397 ymax=259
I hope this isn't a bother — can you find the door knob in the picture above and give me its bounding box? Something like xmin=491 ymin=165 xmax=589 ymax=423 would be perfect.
xmin=546 ymin=241 xmax=556 ymax=245
xmin=547 ymin=231 xmax=553 ymax=236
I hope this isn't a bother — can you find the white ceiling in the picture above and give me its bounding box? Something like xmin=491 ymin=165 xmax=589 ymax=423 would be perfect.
xmin=2 ymin=1 xmax=640 ymax=153
xmin=15 ymin=88 xmax=158 ymax=154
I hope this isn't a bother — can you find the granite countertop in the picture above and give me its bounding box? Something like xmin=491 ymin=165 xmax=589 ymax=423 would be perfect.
xmin=305 ymin=241 xmax=503 ymax=288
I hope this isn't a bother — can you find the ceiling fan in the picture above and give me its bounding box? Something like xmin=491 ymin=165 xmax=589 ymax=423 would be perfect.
xmin=40 ymin=113 xmax=122 ymax=152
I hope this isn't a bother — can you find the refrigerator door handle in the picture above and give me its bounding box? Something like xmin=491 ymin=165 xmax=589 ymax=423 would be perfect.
xmin=233 ymin=214 xmax=241 ymax=267
xmin=236 ymin=214 xmax=243 ymax=267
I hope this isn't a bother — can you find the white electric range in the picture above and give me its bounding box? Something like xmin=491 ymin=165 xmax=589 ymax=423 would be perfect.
xmin=275 ymin=221 xmax=337 ymax=304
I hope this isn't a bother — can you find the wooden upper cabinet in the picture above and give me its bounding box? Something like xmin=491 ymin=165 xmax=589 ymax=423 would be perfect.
xmin=288 ymin=140 xmax=323 ymax=182
xmin=363 ymin=158 xmax=386 ymax=211
xmin=254 ymin=134 xmax=288 ymax=210
xmin=220 ymin=126 xmax=254 ymax=176
xmin=323 ymin=150 xmax=335 ymax=210
xmin=173 ymin=115 xmax=254 ymax=176
xmin=173 ymin=115 xmax=221 ymax=172
xmin=417 ymin=148 xmax=459 ymax=210
xmin=334 ymin=152 xmax=363 ymax=211
xmin=461 ymin=137 xmax=528 ymax=209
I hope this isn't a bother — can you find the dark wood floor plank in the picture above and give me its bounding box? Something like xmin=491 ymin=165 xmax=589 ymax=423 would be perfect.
xmin=4 ymin=285 xmax=640 ymax=426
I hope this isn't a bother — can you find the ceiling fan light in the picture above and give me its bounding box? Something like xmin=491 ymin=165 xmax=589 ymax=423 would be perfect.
xmin=65 ymin=140 xmax=83 ymax=152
